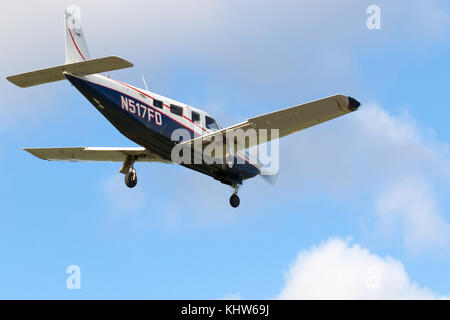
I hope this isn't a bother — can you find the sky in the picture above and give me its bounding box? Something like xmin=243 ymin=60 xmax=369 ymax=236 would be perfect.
xmin=1 ymin=0 xmax=450 ymax=299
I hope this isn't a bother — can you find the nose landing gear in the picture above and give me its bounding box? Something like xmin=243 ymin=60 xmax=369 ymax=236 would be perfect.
xmin=229 ymin=184 xmax=241 ymax=208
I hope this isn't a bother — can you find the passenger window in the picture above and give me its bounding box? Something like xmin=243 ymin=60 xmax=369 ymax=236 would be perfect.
xmin=170 ymin=104 xmax=183 ymax=116
xmin=191 ymin=111 xmax=200 ymax=123
xmin=153 ymin=99 xmax=163 ymax=109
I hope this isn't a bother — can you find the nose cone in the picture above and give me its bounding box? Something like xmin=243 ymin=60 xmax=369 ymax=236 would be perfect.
xmin=348 ymin=96 xmax=361 ymax=111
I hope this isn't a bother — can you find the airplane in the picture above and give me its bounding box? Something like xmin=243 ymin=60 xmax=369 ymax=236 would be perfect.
xmin=6 ymin=6 xmax=361 ymax=208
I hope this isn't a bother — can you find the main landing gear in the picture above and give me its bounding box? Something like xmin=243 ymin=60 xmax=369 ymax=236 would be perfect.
xmin=229 ymin=184 xmax=240 ymax=208
xmin=121 ymin=155 xmax=138 ymax=188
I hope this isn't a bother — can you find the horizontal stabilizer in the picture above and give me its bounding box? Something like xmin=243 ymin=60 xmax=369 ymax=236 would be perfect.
xmin=7 ymin=56 xmax=133 ymax=88
xmin=23 ymin=147 xmax=170 ymax=163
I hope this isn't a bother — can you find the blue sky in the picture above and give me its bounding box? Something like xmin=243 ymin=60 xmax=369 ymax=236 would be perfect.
xmin=1 ymin=0 xmax=450 ymax=299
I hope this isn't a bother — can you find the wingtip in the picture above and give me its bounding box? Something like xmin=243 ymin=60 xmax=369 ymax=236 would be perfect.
xmin=348 ymin=96 xmax=361 ymax=111
xmin=6 ymin=76 xmax=27 ymax=88
xmin=22 ymin=148 xmax=49 ymax=161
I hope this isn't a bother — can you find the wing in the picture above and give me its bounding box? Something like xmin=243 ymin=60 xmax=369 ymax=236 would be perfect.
xmin=181 ymin=94 xmax=360 ymax=154
xmin=23 ymin=147 xmax=170 ymax=163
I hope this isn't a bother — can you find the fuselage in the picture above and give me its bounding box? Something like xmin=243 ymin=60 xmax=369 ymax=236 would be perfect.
xmin=65 ymin=73 xmax=260 ymax=186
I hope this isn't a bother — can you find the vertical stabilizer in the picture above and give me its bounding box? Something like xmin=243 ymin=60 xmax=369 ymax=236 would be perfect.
xmin=6 ymin=6 xmax=133 ymax=88
xmin=65 ymin=5 xmax=91 ymax=63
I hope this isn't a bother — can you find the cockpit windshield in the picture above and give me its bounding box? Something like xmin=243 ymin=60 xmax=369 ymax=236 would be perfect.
xmin=205 ymin=116 xmax=220 ymax=131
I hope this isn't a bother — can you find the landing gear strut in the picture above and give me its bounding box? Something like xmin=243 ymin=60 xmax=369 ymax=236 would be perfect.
xmin=229 ymin=184 xmax=240 ymax=208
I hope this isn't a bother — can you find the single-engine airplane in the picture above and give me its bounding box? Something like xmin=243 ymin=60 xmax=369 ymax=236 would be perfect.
xmin=7 ymin=6 xmax=360 ymax=208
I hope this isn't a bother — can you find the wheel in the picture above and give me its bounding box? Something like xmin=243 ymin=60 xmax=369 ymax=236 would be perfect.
xmin=124 ymin=169 xmax=137 ymax=188
xmin=229 ymin=194 xmax=240 ymax=208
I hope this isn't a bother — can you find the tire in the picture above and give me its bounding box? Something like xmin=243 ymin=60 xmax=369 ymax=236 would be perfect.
xmin=125 ymin=170 xmax=137 ymax=188
xmin=229 ymin=194 xmax=240 ymax=208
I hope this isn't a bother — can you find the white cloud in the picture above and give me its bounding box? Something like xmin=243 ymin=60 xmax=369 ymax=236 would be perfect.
xmin=277 ymin=237 xmax=446 ymax=299
xmin=375 ymin=177 xmax=450 ymax=253
xmin=273 ymin=103 xmax=450 ymax=253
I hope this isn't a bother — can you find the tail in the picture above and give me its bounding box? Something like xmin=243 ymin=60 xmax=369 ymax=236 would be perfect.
xmin=65 ymin=5 xmax=91 ymax=63
xmin=6 ymin=6 xmax=133 ymax=88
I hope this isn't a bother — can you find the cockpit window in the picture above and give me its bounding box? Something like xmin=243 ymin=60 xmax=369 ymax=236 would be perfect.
xmin=205 ymin=116 xmax=219 ymax=131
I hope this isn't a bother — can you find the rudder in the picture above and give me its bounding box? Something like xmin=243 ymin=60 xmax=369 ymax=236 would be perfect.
xmin=65 ymin=5 xmax=91 ymax=63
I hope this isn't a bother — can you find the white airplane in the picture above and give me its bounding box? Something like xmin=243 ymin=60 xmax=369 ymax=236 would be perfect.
xmin=7 ymin=6 xmax=360 ymax=208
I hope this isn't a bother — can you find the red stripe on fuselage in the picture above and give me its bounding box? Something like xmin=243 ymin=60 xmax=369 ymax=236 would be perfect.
xmin=183 ymin=116 xmax=207 ymax=132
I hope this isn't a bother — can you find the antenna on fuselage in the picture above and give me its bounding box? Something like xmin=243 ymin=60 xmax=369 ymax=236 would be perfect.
xmin=141 ymin=75 xmax=149 ymax=91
